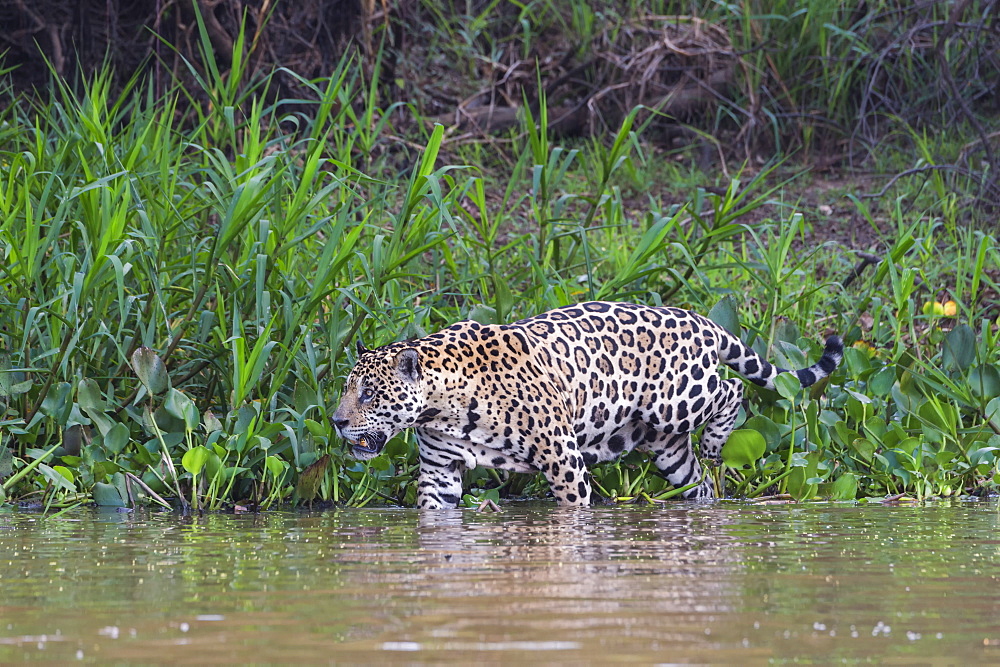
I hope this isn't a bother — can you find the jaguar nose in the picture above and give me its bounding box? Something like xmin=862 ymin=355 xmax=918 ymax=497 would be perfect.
xmin=332 ymin=417 xmax=349 ymax=430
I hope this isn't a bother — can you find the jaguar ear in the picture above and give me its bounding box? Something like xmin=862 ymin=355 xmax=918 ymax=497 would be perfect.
xmin=394 ymin=348 xmax=421 ymax=382
xmin=356 ymin=340 xmax=370 ymax=356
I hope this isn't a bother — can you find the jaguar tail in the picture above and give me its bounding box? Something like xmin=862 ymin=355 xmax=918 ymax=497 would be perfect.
xmin=713 ymin=324 xmax=843 ymax=391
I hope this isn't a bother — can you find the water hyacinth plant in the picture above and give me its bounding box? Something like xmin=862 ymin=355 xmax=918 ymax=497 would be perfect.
xmin=0 ymin=1 xmax=998 ymax=510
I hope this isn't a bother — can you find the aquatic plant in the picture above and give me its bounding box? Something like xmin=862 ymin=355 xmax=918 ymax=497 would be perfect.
xmin=0 ymin=2 xmax=997 ymax=510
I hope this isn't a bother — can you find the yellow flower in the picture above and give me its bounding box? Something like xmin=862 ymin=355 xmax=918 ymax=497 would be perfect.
xmin=943 ymin=300 xmax=957 ymax=317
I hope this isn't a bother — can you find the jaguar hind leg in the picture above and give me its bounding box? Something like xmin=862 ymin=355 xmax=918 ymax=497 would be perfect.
xmin=639 ymin=431 xmax=714 ymax=499
xmin=540 ymin=447 xmax=592 ymax=507
xmin=698 ymin=378 xmax=743 ymax=463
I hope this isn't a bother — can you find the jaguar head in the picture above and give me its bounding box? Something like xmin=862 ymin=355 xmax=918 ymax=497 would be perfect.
xmin=332 ymin=342 xmax=425 ymax=460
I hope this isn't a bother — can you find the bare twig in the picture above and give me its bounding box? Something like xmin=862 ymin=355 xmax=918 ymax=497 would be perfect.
xmin=842 ymin=251 xmax=882 ymax=289
xmin=476 ymin=498 xmax=502 ymax=512
xmin=125 ymin=472 xmax=173 ymax=509
xmin=859 ymin=164 xmax=998 ymax=201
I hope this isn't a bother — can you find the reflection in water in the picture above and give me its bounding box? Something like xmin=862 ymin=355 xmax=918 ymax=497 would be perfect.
xmin=412 ymin=506 xmax=739 ymax=605
xmin=343 ymin=506 xmax=743 ymax=654
xmin=0 ymin=502 xmax=998 ymax=663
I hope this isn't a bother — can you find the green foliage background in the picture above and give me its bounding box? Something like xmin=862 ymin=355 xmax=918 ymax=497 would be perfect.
xmin=0 ymin=1 xmax=998 ymax=510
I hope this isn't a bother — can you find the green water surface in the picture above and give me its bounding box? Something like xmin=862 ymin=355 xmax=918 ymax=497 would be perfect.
xmin=1 ymin=502 xmax=998 ymax=663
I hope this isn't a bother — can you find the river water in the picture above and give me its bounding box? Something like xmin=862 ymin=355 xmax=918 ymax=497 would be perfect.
xmin=1 ymin=501 xmax=998 ymax=663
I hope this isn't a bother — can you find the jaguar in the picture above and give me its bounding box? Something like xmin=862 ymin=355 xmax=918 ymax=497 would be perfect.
xmin=332 ymin=301 xmax=842 ymax=508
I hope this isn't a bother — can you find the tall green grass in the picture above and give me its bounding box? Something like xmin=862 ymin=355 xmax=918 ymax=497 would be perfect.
xmin=0 ymin=42 xmax=461 ymax=508
xmin=1 ymin=3 xmax=998 ymax=510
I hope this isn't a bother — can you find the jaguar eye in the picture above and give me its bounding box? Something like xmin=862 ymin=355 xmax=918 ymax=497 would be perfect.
xmin=360 ymin=387 xmax=375 ymax=403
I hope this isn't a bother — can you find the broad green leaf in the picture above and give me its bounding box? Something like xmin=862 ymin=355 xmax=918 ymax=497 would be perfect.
xmin=40 ymin=382 xmax=74 ymax=426
xmin=893 ymin=439 xmax=922 ymax=467
xmin=85 ymin=410 xmax=115 ymax=438
xmin=0 ymin=446 xmax=13 ymax=480
xmin=8 ymin=380 xmax=32 ymax=396
xmin=774 ymin=320 xmax=799 ymax=345
xmin=707 ymin=296 xmax=740 ymax=336
xmin=204 ymin=410 xmax=223 ymax=433
xmin=890 ymin=382 xmax=920 ymax=415
xmin=265 ymin=455 xmax=286 ymax=481
xmin=52 ymin=465 xmax=75 ymax=485
xmin=775 ymin=340 xmax=807 ymax=369
xmin=132 ymin=443 xmax=159 ymax=468
xmin=863 ymin=416 xmax=887 ymax=440
xmin=495 ymin=278 xmax=514 ymax=322
xmin=92 ymin=460 xmax=122 ymax=483
xmin=868 ymin=366 xmax=896 ymax=396
xmin=828 ymin=473 xmax=858 ymax=500
xmin=0 ymin=358 xmax=31 ymax=397
xmin=383 ymin=435 xmax=411 ymax=459
xmin=845 ymin=395 xmax=871 ymax=424
xmin=104 ymin=422 xmax=130 ymax=455
xmin=204 ymin=451 xmax=224 ymax=482
xmin=181 ymin=445 xmax=212 ymax=476
xmin=292 ymin=380 xmax=319 ymax=414
xmin=0 ymin=359 xmax=15 ymax=397
xmin=833 ymin=421 xmax=861 ymax=448
xmin=151 ymin=404 xmax=186 ymax=435
xmin=918 ymin=401 xmax=958 ymax=435
xmin=305 ymin=419 xmax=326 ymax=438
xmin=845 ymin=389 xmax=873 ymax=406
xmin=942 ymin=324 xmax=975 ymax=371
xmin=131 ymin=346 xmax=170 ymax=395
xmin=986 ymin=397 xmax=1000 ymax=428
xmin=234 ymin=404 xmax=258 ymax=434
xmin=968 ymin=447 xmax=998 ymax=467
xmin=111 ymin=471 xmax=131 ymax=506
xmin=774 ymin=373 xmax=801 ymax=401
xmin=462 ymin=487 xmax=501 ymax=508
xmin=786 ymin=453 xmax=821 ymax=500
xmin=164 ymin=388 xmax=199 ymax=432
xmin=744 ymin=415 xmax=781 ymax=451
xmin=468 ymin=304 xmax=498 ymax=325
xmin=77 ymin=378 xmax=106 ymax=412
xmin=843 ymin=346 xmax=872 ymax=378
xmin=969 ymin=364 xmax=1000 ymax=400
xmin=721 ymin=429 xmax=766 ymax=469
xmin=92 ymin=481 xmax=127 ymax=507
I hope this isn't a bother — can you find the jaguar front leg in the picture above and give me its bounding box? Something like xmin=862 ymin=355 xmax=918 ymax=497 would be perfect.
xmin=415 ymin=456 xmax=464 ymax=509
xmin=414 ymin=432 xmax=466 ymax=509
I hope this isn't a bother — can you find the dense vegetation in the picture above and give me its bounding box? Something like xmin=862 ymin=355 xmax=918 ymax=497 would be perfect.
xmin=0 ymin=1 xmax=998 ymax=511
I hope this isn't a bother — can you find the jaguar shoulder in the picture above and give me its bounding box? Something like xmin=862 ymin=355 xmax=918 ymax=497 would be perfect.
xmin=332 ymin=301 xmax=842 ymax=508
